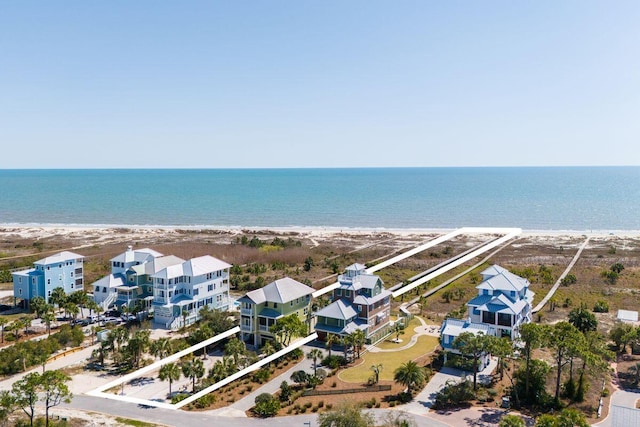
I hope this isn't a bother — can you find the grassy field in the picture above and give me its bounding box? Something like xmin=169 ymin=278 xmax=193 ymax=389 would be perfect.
xmin=339 ymin=335 xmax=439 ymax=383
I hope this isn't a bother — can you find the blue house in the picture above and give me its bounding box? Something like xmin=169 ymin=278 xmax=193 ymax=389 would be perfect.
xmin=12 ymin=251 xmax=85 ymax=308
xmin=440 ymin=265 xmax=534 ymax=362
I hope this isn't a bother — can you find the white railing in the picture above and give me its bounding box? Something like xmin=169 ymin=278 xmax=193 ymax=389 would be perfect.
xmin=102 ymin=292 xmax=117 ymax=310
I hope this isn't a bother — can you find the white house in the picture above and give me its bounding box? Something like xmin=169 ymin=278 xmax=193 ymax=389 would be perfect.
xmin=152 ymin=255 xmax=231 ymax=329
xmin=92 ymin=246 xmax=184 ymax=311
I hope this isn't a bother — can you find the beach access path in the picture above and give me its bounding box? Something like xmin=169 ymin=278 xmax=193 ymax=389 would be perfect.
xmin=532 ymin=236 xmax=590 ymax=313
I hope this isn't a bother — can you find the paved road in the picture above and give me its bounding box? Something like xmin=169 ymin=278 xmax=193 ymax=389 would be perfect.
xmin=593 ymin=388 xmax=640 ymax=427
xmin=62 ymin=395 xmax=449 ymax=427
xmin=404 ymin=358 xmax=498 ymax=416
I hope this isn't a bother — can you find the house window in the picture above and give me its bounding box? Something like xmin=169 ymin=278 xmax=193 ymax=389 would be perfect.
xmin=208 ymin=284 xmax=213 ymax=292
xmin=47 ymin=290 xmax=51 ymax=297
xmin=345 ymin=290 xmax=351 ymax=297
xmin=58 ymin=274 xmax=62 ymax=280
xmin=290 ymin=301 xmax=294 ymax=306
xmin=336 ymin=289 xmax=342 ymax=296
xmin=473 ymin=308 xmax=480 ymax=315
xmin=194 ymin=289 xmax=199 ymax=296
xmin=19 ymin=289 xmax=22 ymax=295
xmin=18 ymin=277 xmax=22 ymax=284
xmin=358 ymin=305 xmax=362 ymax=312
xmin=47 ymin=279 xmax=51 ymax=285
xmin=274 ymin=303 xmax=278 ymax=308
xmin=70 ymin=272 xmax=74 ymax=277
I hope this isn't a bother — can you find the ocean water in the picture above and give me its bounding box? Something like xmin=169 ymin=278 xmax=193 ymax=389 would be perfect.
xmin=0 ymin=167 xmax=638 ymax=231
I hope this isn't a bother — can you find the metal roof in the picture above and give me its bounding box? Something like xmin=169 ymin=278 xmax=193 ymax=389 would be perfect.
xmin=242 ymin=277 xmax=314 ymax=305
xmin=35 ymin=251 xmax=84 ymax=265
xmin=315 ymin=299 xmax=358 ymax=321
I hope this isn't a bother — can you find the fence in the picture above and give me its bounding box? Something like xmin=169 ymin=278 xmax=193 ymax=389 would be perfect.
xmin=302 ymin=384 xmax=391 ymax=397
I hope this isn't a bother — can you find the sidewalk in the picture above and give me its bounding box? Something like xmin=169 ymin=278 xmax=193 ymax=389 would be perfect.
xmin=404 ymin=357 xmax=498 ymax=416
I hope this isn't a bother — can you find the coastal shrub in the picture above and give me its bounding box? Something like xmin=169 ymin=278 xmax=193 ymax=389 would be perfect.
xmin=432 ymin=380 xmax=475 ymax=409
xmin=253 ymin=393 xmax=280 ymax=417
xmin=593 ymin=300 xmax=609 ymax=313
xmin=170 ymin=393 xmax=190 ymax=404
xmin=252 ymin=368 xmax=271 ymax=384
xmin=561 ymin=274 xmax=577 ymax=286
xmin=601 ymin=270 xmax=619 ymax=285
xmin=322 ymin=355 xmax=347 ymax=369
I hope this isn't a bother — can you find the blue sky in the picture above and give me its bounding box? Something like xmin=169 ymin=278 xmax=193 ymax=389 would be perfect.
xmin=1 ymin=1 xmax=638 ymax=168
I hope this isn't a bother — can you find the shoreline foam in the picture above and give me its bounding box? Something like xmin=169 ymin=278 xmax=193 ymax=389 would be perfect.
xmin=2 ymin=223 xmax=640 ymax=240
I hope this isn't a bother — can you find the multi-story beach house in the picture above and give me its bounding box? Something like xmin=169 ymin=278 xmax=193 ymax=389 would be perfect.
xmin=238 ymin=277 xmax=315 ymax=347
xmin=314 ymin=263 xmax=392 ymax=343
xmin=151 ymin=255 xmax=232 ymax=329
xmin=92 ymin=246 xmax=184 ymax=312
xmin=12 ymin=251 xmax=84 ymax=308
xmin=440 ymin=265 xmax=534 ymax=365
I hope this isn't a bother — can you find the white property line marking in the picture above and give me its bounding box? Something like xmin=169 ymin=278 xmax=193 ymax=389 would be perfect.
xmin=86 ymin=331 xmax=318 ymax=411
xmin=174 ymin=333 xmax=318 ymax=409
xmin=312 ymin=227 xmax=521 ymax=299
xmin=87 ymin=327 xmax=240 ymax=398
xmin=391 ymin=228 xmax=522 ymax=298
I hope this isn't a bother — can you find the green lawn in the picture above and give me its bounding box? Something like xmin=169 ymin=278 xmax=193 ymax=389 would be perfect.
xmin=376 ymin=317 xmax=422 ymax=351
xmin=339 ymin=335 xmax=439 ymax=383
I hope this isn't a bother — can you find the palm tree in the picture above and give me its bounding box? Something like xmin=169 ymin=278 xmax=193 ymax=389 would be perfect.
xmin=307 ymin=349 xmax=323 ymax=376
xmin=325 ymin=334 xmax=336 ymax=357
xmin=49 ymin=287 xmax=67 ymax=314
xmin=393 ymin=322 xmax=405 ymax=342
xmin=42 ymin=310 xmax=55 ymax=336
xmin=181 ymin=357 xmax=205 ymax=392
xmin=393 ymin=360 xmax=426 ymax=395
xmin=370 ymin=364 xmax=383 ymax=384
xmin=21 ymin=316 xmax=33 ymax=337
xmin=351 ymin=330 xmax=366 ymax=359
xmin=159 ymin=362 xmax=181 ymax=396
xmin=30 ymin=296 xmax=47 ymax=318
xmin=209 ymin=360 xmax=228 ymax=382
xmin=224 ymin=337 xmax=247 ymax=369
xmin=126 ymin=329 xmax=151 ymax=368
xmin=261 ymin=340 xmax=276 ymax=367
xmin=150 ymin=337 xmax=172 ymax=360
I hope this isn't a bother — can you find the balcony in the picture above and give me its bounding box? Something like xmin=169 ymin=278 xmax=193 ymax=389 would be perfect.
xmin=259 ymin=325 xmax=270 ymax=332
xmin=240 ymin=323 xmax=252 ymax=331
xmin=240 ymin=307 xmax=253 ymax=316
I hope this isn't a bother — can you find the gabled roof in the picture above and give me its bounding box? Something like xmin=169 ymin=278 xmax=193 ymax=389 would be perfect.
xmin=476 ymin=266 xmax=529 ymax=293
xmin=480 ymin=265 xmax=510 ymax=278
xmin=315 ymin=299 xmax=357 ymax=321
xmin=345 ymin=263 xmax=367 ymax=273
xmin=92 ymin=273 xmax=126 ymax=289
xmin=182 ymin=255 xmax=231 ymax=276
xmin=110 ymin=247 xmax=163 ymax=264
xmin=353 ymin=289 xmax=391 ymax=306
xmin=131 ymin=255 xmax=185 ymax=276
xmin=241 ymin=277 xmax=314 ymax=305
xmin=152 ymin=255 xmax=230 ymax=280
xmin=476 ymin=293 xmax=527 ymax=315
xmin=340 ymin=273 xmax=383 ymax=291
xmin=35 ymin=251 xmax=84 ymax=266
